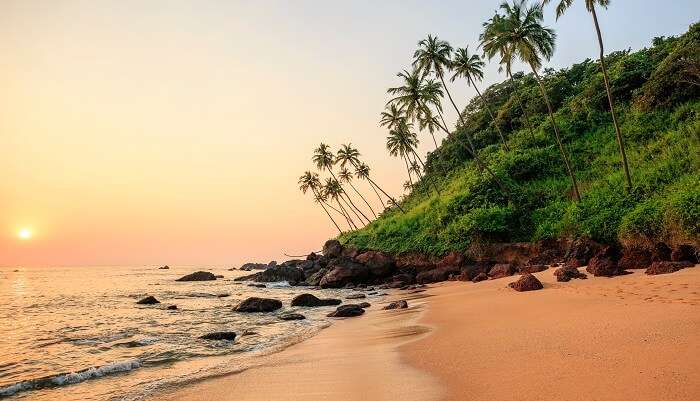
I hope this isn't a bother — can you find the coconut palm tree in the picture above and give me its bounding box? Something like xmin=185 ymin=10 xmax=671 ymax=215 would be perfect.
xmin=409 ymin=159 xmax=422 ymax=179
xmin=386 ymin=126 xmax=419 ymax=187
xmin=313 ymin=143 xmax=371 ymax=224
xmin=542 ymin=0 xmax=632 ymax=191
xmin=481 ymin=0 xmax=581 ymax=201
xmin=354 ymin=163 xmax=385 ymax=207
xmin=338 ymin=167 xmax=377 ymax=218
xmin=323 ymin=178 xmax=357 ymax=230
xmin=451 ymin=46 xmax=509 ymax=150
xmin=298 ymin=171 xmax=342 ymax=233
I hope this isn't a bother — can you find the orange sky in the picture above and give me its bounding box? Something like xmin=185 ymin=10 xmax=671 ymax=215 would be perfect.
xmin=2 ymin=1 xmax=697 ymax=267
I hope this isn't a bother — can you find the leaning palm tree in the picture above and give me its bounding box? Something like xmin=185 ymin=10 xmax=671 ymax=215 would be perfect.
xmin=409 ymin=159 xmax=422 ymax=179
xmin=481 ymin=0 xmax=581 ymax=201
xmin=386 ymin=126 xmax=419 ymax=186
xmin=338 ymin=167 xmax=377 ymax=218
xmin=354 ymin=163 xmax=384 ymax=207
xmin=323 ymin=178 xmax=357 ymax=230
xmin=542 ymin=0 xmax=632 ymax=191
xmin=313 ymin=143 xmax=371 ymax=224
xmin=298 ymin=171 xmax=342 ymax=233
xmin=451 ymin=46 xmax=509 ymax=150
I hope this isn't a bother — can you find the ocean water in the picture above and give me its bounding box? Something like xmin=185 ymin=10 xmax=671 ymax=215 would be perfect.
xmin=0 ymin=265 xmax=358 ymax=400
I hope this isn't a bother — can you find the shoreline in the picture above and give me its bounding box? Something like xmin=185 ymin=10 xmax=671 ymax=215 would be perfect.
xmin=155 ymin=266 xmax=700 ymax=401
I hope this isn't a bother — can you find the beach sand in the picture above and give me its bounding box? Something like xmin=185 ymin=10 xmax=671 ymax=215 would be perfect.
xmin=156 ymin=267 xmax=700 ymax=401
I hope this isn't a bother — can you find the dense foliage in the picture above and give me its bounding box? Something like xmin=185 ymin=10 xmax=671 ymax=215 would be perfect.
xmin=341 ymin=23 xmax=700 ymax=254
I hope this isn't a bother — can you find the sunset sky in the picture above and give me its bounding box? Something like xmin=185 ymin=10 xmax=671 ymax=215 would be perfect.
xmin=1 ymin=0 xmax=698 ymax=267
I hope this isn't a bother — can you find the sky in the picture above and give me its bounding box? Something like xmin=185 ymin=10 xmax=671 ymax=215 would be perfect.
xmin=1 ymin=0 xmax=698 ymax=267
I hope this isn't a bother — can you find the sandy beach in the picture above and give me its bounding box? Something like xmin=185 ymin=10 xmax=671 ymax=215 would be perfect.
xmin=156 ymin=267 xmax=700 ymax=401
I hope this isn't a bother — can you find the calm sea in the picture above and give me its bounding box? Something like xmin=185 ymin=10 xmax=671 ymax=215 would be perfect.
xmin=0 ymin=265 xmax=352 ymax=400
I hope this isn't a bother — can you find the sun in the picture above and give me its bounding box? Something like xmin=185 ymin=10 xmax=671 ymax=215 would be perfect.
xmin=18 ymin=228 xmax=32 ymax=240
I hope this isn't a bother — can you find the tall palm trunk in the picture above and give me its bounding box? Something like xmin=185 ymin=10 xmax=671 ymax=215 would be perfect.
xmin=438 ymin=72 xmax=510 ymax=151
xmin=508 ymin=71 xmax=537 ymax=142
xmin=326 ymin=167 xmax=371 ymax=223
xmin=367 ymin=180 xmax=385 ymax=207
xmin=335 ymin=197 xmax=357 ymax=230
xmin=468 ymin=76 xmax=509 ymax=149
xmin=311 ymin=189 xmax=342 ymax=234
xmin=341 ymin=191 xmax=367 ymax=226
xmin=530 ymin=65 xmax=581 ymax=202
xmin=347 ymin=180 xmax=377 ymax=218
xmin=403 ymin=154 xmax=414 ymax=186
xmin=591 ymin=5 xmax=632 ymax=191
xmin=409 ymin=147 xmax=441 ymax=195
xmin=364 ymin=174 xmax=405 ymax=213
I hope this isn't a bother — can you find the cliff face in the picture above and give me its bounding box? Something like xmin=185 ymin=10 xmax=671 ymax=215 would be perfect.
xmin=341 ymin=23 xmax=700 ymax=256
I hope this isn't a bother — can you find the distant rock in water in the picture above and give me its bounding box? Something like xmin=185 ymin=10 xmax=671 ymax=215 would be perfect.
xmin=167 ymin=305 xmax=178 ymax=310
xmin=327 ymin=304 xmax=365 ymax=317
xmin=234 ymin=266 xmax=304 ymax=283
xmin=239 ymin=262 xmax=269 ymax=271
xmin=248 ymin=283 xmax=266 ymax=288
xmin=358 ymin=302 xmax=371 ymax=309
xmin=279 ymin=313 xmax=306 ymax=321
xmin=199 ymin=332 xmax=236 ymax=341
xmin=346 ymin=293 xmax=366 ymax=299
xmin=176 ymin=271 xmax=217 ymax=281
xmin=136 ymin=296 xmax=160 ymax=305
xmin=508 ymin=273 xmax=543 ymax=292
xmin=383 ymin=300 xmax=408 ymax=310
xmin=290 ymin=293 xmax=341 ymax=307
xmin=217 ymin=293 xmax=230 ymax=298
xmin=234 ymin=297 xmax=283 ymax=312
xmin=158 ymin=265 xmax=170 ymax=270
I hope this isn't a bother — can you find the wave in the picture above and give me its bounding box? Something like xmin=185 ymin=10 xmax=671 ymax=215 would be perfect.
xmin=0 ymin=359 xmax=141 ymax=398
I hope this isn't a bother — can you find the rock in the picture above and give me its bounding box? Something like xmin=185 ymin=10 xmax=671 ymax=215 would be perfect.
xmin=279 ymin=313 xmax=306 ymax=321
xmin=472 ymin=272 xmax=489 ymax=283
xmin=234 ymin=297 xmax=283 ymax=312
xmin=508 ymin=273 xmax=543 ymax=292
xmin=214 ymin=275 xmax=224 ymax=278
xmin=167 ymin=305 xmax=178 ymax=310
xmin=327 ymin=304 xmax=365 ymax=317
xmin=565 ymin=238 xmax=604 ymax=266
xmin=268 ymin=261 xmax=278 ymax=268
xmin=280 ymin=259 xmax=304 ymax=267
xmin=519 ymin=264 xmax=548 ymax=274
xmin=290 ymin=293 xmax=342 ymax=307
xmin=234 ymin=266 xmax=304 ymax=283
xmin=652 ymin=242 xmax=672 ymax=262
xmin=200 ymin=332 xmax=236 ymax=341
xmin=306 ymin=252 xmax=320 ymax=261
xmin=671 ymin=244 xmax=698 ymax=263
xmin=239 ymin=262 xmax=269 ymax=271
xmin=136 ymin=296 xmax=160 ymax=305
xmin=322 ymin=239 xmax=343 ymax=258
xmin=241 ymin=330 xmax=258 ymax=336
xmin=586 ymin=246 xmax=624 ymax=277
xmin=438 ymin=251 xmax=467 ymax=269
xmin=383 ymin=300 xmax=408 ymax=310
xmin=346 ymin=293 xmax=366 ymax=299
xmin=358 ymin=302 xmax=371 ymax=309
xmin=554 ymin=266 xmax=587 ymax=282
xmin=176 ymin=271 xmax=217 ymax=281
xmin=217 ymin=293 xmax=230 ymax=298
xmin=395 ymin=252 xmax=437 ymax=270
xmin=565 ymin=258 xmax=581 ymax=269
xmin=341 ymin=246 xmax=361 ymax=259
xmin=645 ymin=261 xmax=693 ymax=275
xmin=248 ymin=283 xmax=266 ymax=288
xmin=618 ymin=247 xmax=652 ymax=270
xmin=319 ymin=258 xmax=370 ymax=288
xmin=304 ymin=268 xmax=328 ymax=286
xmin=355 ymin=251 xmax=395 ymax=277
xmin=158 ymin=265 xmax=170 ymax=270
xmin=416 ymin=265 xmax=461 ymax=284
xmin=488 ymin=263 xmax=516 ymax=279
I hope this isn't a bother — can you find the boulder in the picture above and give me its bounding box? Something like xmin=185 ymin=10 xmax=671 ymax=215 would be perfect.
xmin=341 ymin=246 xmax=361 ymax=259
xmin=167 ymin=305 xmax=178 ymax=310
xmin=279 ymin=313 xmax=306 ymax=321
xmin=355 ymin=251 xmax=395 ymax=277
xmin=176 ymin=271 xmax=217 ymax=281
xmin=554 ymin=266 xmax=587 ymax=282
xmin=488 ymin=263 xmax=516 ymax=279
xmin=200 ymin=332 xmax=236 ymax=341
xmin=306 ymin=252 xmax=320 ymax=261
xmin=519 ymin=264 xmax=549 ymax=274
xmin=290 ymin=293 xmax=341 ymax=307
xmin=395 ymin=252 xmax=437 ymax=271
xmin=508 ymin=273 xmax=543 ymax=292
xmin=472 ymin=272 xmax=489 ymax=283
xmin=239 ymin=262 xmax=268 ymax=271
xmin=358 ymin=302 xmax=371 ymax=309
xmin=652 ymin=242 xmax=672 ymax=262
xmin=645 ymin=261 xmax=693 ymax=275
xmin=136 ymin=296 xmax=160 ymax=305
xmin=234 ymin=266 xmax=304 ymax=283
xmin=564 ymin=238 xmax=604 ymax=266
xmin=319 ymin=258 xmax=370 ymax=288
xmin=671 ymin=244 xmax=698 ymax=263
xmin=416 ymin=265 xmax=460 ymax=284
xmin=248 ymin=283 xmax=266 ymax=288
xmin=346 ymin=293 xmax=366 ymax=299
xmin=234 ymin=297 xmax=283 ymax=312
xmin=586 ymin=246 xmax=624 ymax=277
xmin=617 ymin=247 xmax=652 ymax=270
xmin=304 ymin=268 xmax=328 ymax=286
xmin=322 ymin=239 xmax=343 ymax=258
xmin=158 ymin=265 xmax=170 ymax=270
xmin=438 ymin=251 xmax=467 ymax=268
xmin=383 ymin=300 xmax=408 ymax=310
xmin=327 ymin=304 xmax=365 ymax=317
xmin=280 ymin=259 xmax=304 ymax=267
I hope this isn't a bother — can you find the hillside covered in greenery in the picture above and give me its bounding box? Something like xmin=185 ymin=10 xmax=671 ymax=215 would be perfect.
xmin=340 ymin=21 xmax=700 ymax=256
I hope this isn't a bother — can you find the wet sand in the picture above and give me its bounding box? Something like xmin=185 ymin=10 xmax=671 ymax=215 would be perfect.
xmin=156 ymin=267 xmax=700 ymax=401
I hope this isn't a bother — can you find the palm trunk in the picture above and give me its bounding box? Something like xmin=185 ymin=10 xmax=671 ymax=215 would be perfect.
xmin=403 ymin=154 xmax=413 ymax=187
xmin=367 ymin=175 xmax=404 ymax=212
xmin=468 ymin=76 xmax=509 ymax=150
xmin=336 ymin=198 xmax=357 ymax=230
xmin=326 ymin=168 xmax=371 ymax=223
xmin=311 ymin=189 xmax=342 ymax=234
xmin=439 ymin=72 xmax=510 ymax=152
xmin=508 ymin=71 xmax=536 ymax=142
xmin=368 ymin=180 xmax=385 ymax=206
xmin=530 ymin=65 xmax=581 ymax=202
xmin=347 ymin=180 xmax=377 ymax=218
xmin=341 ymin=191 xmax=367 ymax=226
xmin=410 ymin=148 xmax=441 ymax=195
xmin=591 ymin=6 xmax=632 ymax=191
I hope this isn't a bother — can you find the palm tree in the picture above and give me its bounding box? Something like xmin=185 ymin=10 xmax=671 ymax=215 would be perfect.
xmin=338 ymin=167 xmax=377 ymax=218
xmin=451 ymin=46 xmax=509 ymax=150
xmin=409 ymin=159 xmax=422 ymax=179
xmin=323 ymin=178 xmax=357 ymax=230
xmin=386 ymin=127 xmax=418 ymax=187
xmin=482 ymin=0 xmax=581 ymax=201
xmin=313 ymin=143 xmax=371 ymax=224
xmin=298 ymin=171 xmax=342 ymax=234
xmin=542 ymin=0 xmax=632 ymax=191
xmin=355 ymin=163 xmax=384 ymax=207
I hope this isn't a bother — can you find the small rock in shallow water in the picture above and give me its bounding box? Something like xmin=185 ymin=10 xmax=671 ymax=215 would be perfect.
xmin=279 ymin=313 xmax=306 ymax=321
xmin=136 ymin=296 xmax=160 ymax=305
xmin=327 ymin=304 xmax=365 ymax=317
xmin=217 ymin=293 xmax=230 ymax=298
xmin=358 ymin=302 xmax=371 ymax=309
xmin=290 ymin=293 xmax=341 ymax=307
xmin=383 ymin=300 xmax=408 ymax=310
xmin=248 ymin=283 xmax=266 ymax=288
xmin=234 ymin=297 xmax=283 ymax=312
xmin=167 ymin=305 xmax=177 ymax=310
xmin=200 ymin=332 xmax=236 ymax=341
xmin=176 ymin=271 xmax=217 ymax=281
xmin=346 ymin=293 xmax=366 ymax=299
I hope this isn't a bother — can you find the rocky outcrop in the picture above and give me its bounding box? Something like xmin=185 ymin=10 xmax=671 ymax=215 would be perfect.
xmin=346 ymin=293 xmax=366 ymax=299
xmin=291 ymin=293 xmax=341 ymax=307
xmin=279 ymin=313 xmax=306 ymax=321
xmin=322 ymin=239 xmax=343 ymax=258
xmin=234 ymin=266 xmax=304 ymax=283
xmin=167 ymin=305 xmax=178 ymax=310
xmin=136 ymin=296 xmax=160 ymax=305
xmin=617 ymin=247 xmax=652 ymax=270
xmin=519 ymin=264 xmax=549 ymax=274
xmin=355 ymin=251 xmax=395 ymax=277
xmin=319 ymin=258 xmax=370 ymax=288
xmin=488 ymin=263 xmax=516 ymax=279
xmin=358 ymin=302 xmax=371 ymax=309
xmin=383 ymin=300 xmax=408 ymax=310
xmin=304 ymin=268 xmax=328 ymax=286
xmin=416 ymin=265 xmax=461 ymax=284
xmin=652 ymin=242 xmax=672 ymax=262
xmin=472 ymin=272 xmax=489 ymax=283
xmin=586 ymin=246 xmax=626 ymax=277
xmin=671 ymin=244 xmax=698 ymax=263
xmin=239 ymin=262 xmax=269 ymax=271
xmin=234 ymin=297 xmax=283 ymax=312
xmin=554 ymin=266 xmax=587 ymax=282
xmin=508 ymin=273 xmax=543 ymax=292
xmin=176 ymin=271 xmax=217 ymax=281
xmin=200 ymin=332 xmax=236 ymax=341
xmin=327 ymin=304 xmax=365 ymax=317
xmin=395 ymin=252 xmax=437 ymax=270
xmin=158 ymin=265 xmax=169 ymax=270
xmin=564 ymin=238 xmax=604 ymax=266
xmin=645 ymin=261 xmax=693 ymax=275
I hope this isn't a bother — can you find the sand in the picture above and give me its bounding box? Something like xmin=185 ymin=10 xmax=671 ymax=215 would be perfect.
xmin=156 ymin=267 xmax=700 ymax=401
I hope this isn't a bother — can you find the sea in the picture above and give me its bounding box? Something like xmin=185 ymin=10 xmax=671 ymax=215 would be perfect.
xmin=0 ymin=265 xmax=357 ymax=400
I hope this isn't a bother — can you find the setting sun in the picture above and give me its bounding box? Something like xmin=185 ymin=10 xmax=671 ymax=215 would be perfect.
xmin=18 ymin=228 xmax=32 ymax=240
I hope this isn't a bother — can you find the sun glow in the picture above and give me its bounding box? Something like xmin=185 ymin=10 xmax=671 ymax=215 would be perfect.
xmin=18 ymin=228 xmax=33 ymax=240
